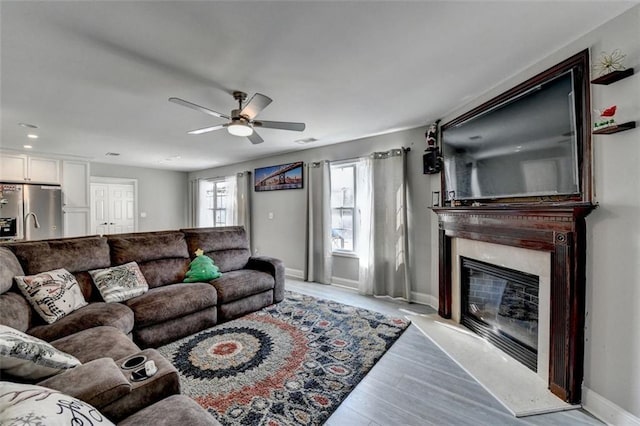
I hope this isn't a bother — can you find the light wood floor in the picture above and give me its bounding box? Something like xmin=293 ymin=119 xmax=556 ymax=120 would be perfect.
xmin=285 ymin=279 xmax=602 ymax=426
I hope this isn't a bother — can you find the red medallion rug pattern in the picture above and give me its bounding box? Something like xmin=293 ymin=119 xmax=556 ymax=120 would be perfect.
xmin=157 ymin=291 xmax=410 ymax=425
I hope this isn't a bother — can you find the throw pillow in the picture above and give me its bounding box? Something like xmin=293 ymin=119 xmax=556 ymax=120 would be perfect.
xmin=0 ymin=325 xmax=81 ymax=380
xmin=14 ymin=269 xmax=88 ymax=324
xmin=89 ymin=262 xmax=149 ymax=303
xmin=184 ymin=248 xmax=221 ymax=283
xmin=0 ymin=382 xmax=115 ymax=426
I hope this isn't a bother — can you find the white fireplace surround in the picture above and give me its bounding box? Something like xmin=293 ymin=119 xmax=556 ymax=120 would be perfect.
xmin=451 ymin=238 xmax=551 ymax=383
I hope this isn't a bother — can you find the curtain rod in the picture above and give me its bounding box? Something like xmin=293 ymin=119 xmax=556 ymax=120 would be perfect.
xmin=315 ymin=147 xmax=411 ymax=166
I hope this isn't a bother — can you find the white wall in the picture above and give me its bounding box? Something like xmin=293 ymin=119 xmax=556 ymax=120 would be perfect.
xmin=91 ymin=162 xmax=189 ymax=232
xmin=189 ymin=127 xmax=436 ymax=298
xmin=437 ymin=6 xmax=640 ymax=420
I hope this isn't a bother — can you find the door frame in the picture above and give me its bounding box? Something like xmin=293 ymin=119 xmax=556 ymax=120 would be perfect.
xmin=90 ymin=176 xmax=139 ymax=234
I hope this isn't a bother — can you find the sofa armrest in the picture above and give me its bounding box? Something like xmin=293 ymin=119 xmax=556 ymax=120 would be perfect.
xmin=37 ymin=357 xmax=131 ymax=409
xmin=246 ymin=256 xmax=285 ymax=303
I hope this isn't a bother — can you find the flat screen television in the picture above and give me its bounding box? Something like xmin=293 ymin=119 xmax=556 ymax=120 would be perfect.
xmin=441 ymin=52 xmax=589 ymax=203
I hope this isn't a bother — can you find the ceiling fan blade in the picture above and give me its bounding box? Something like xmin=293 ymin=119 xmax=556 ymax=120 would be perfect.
xmin=255 ymin=120 xmax=306 ymax=132
xmin=187 ymin=124 xmax=227 ymax=135
xmin=240 ymin=93 xmax=272 ymax=119
xmin=169 ymin=97 xmax=230 ymax=119
xmin=247 ymin=131 xmax=264 ymax=145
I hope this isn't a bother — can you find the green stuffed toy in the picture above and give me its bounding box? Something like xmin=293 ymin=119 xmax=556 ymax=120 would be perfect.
xmin=184 ymin=248 xmax=221 ymax=283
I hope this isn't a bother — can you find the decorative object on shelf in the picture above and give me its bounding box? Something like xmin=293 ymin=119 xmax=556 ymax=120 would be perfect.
xmin=593 ymin=105 xmax=617 ymax=129
xmin=594 ymin=49 xmax=627 ymax=76
xmin=431 ymin=191 xmax=440 ymax=207
xmin=592 ymin=121 xmax=636 ymax=135
xmin=423 ymin=120 xmax=442 ymax=174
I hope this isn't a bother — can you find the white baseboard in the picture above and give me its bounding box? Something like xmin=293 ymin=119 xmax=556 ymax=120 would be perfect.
xmin=285 ymin=268 xmax=304 ymax=279
xmin=411 ymin=291 xmax=437 ymax=309
xmin=582 ymin=387 xmax=640 ymax=426
xmin=331 ymin=276 xmax=359 ymax=289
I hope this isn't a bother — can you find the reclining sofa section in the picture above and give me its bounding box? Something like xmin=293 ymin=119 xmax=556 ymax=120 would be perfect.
xmin=0 ymin=226 xmax=285 ymax=349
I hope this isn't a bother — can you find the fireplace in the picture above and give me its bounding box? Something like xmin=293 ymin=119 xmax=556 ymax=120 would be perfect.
xmin=433 ymin=203 xmax=595 ymax=403
xmin=461 ymin=257 xmax=539 ymax=371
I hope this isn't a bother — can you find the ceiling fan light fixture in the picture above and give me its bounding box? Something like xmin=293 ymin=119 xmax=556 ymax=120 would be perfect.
xmin=228 ymin=122 xmax=253 ymax=137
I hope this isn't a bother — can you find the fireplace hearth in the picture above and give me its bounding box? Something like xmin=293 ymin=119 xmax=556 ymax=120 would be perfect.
xmin=461 ymin=257 xmax=539 ymax=371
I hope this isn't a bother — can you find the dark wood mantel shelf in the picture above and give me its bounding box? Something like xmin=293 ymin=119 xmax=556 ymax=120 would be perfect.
xmin=432 ymin=202 xmax=596 ymax=404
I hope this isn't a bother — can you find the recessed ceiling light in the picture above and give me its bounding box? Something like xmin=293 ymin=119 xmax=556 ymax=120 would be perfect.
xmin=23 ymin=145 xmax=33 ymax=149
xmin=105 ymin=152 xmax=121 ymax=156
xmin=27 ymin=134 xmax=39 ymax=139
xmin=18 ymin=122 xmax=38 ymax=129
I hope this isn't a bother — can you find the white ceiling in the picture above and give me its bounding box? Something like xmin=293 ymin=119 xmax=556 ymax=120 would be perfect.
xmin=1 ymin=1 xmax=636 ymax=172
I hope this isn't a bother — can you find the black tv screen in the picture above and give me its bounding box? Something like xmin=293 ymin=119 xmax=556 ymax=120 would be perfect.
xmin=442 ymin=70 xmax=580 ymax=201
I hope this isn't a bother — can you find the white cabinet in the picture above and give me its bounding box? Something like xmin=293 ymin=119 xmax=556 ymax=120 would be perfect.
xmin=62 ymin=160 xmax=90 ymax=237
xmin=0 ymin=153 xmax=60 ymax=184
xmin=0 ymin=154 xmax=28 ymax=181
xmin=64 ymin=209 xmax=90 ymax=238
xmin=62 ymin=160 xmax=90 ymax=208
xmin=28 ymin=157 xmax=61 ymax=184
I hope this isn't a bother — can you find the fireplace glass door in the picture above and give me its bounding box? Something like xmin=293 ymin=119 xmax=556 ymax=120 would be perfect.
xmin=461 ymin=257 xmax=539 ymax=371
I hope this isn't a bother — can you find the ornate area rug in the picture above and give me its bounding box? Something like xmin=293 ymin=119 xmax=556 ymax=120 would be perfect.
xmin=157 ymin=291 xmax=409 ymax=425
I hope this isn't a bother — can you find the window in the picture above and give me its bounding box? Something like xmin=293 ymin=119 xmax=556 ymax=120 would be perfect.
xmin=198 ymin=178 xmax=233 ymax=227
xmin=330 ymin=162 xmax=356 ymax=252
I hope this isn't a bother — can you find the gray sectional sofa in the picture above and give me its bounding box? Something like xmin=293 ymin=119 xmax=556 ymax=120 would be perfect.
xmin=0 ymin=226 xmax=285 ymax=424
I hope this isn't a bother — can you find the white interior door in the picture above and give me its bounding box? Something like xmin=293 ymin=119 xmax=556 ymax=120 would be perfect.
xmin=90 ymin=181 xmax=136 ymax=235
xmin=108 ymin=184 xmax=135 ymax=234
xmin=91 ymin=183 xmax=109 ymax=235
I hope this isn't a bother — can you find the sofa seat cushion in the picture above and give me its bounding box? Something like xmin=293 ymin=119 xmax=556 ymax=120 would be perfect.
xmin=212 ymin=269 xmax=275 ymax=304
xmin=51 ymin=326 xmax=140 ymax=364
xmin=28 ymin=302 xmax=134 ymax=342
xmin=118 ymin=394 xmax=222 ymax=426
xmin=124 ymin=283 xmax=217 ymax=328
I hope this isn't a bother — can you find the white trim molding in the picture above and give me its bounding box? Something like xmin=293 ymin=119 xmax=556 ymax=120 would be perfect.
xmin=411 ymin=291 xmax=438 ymax=309
xmin=582 ymin=387 xmax=640 ymax=426
xmin=285 ymin=268 xmax=304 ymax=280
xmin=331 ymin=276 xmax=359 ymax=289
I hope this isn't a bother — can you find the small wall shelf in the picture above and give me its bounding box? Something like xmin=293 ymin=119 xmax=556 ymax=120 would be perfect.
xmin=591 ymin=68 xmax=634 ymax=85
xmin=592 ymin=121 xmax=636 ymax=135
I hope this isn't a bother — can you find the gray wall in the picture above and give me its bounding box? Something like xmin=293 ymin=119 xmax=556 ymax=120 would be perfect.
xmin=91 ymin=162 xmax=189 ymax=232
xmin=190 ymin=127 xmax=436 ymax=300
xmin=435 ymin=6 xmax=640 ymax=419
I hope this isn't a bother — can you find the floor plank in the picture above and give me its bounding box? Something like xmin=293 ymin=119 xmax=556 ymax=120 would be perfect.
xmin=285 ymin=279 xmax=603 ymax=425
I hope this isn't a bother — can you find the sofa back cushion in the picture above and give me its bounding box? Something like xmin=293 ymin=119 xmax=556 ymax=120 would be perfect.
xmin=6 ymin=236 xmax=111 ymax=302
xmin=107 ymin=231 xmax=190 ymax=288
xmin=0 ymin=247 xmax=24 ymax=295
xmin=182 ymin=226 xmax=251 ymax=273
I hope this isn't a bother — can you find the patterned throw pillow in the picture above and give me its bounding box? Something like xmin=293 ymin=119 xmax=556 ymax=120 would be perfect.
xmin=0 ymin=382 xmax=115 ymax=425
xmin=0 ymin=325 xmax=81 ymax=380
xmin=89 ymin=262 xmax=149 ymax=303
xmin=14 ymin=269 xmax=87 ymax=324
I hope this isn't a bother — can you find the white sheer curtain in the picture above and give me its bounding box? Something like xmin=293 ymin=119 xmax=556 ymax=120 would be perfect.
xmin=305 ymin=161 xmax=332 ymax=284
xmin=235 ymin=171 xmax=253 ymax=251
xmin=187 ymin=178 xmax=199 ymax=228
xmin=358 ymin=148 xmax=411 ymax=301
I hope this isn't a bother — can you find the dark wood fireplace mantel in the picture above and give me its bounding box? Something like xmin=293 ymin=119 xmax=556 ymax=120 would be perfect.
xmin=432 ymin=202 xmax=595 ymax=403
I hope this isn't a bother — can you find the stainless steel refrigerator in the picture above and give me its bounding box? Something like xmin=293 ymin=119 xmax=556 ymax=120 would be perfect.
xmin=0 ymin=183 xmax=62 ymax=241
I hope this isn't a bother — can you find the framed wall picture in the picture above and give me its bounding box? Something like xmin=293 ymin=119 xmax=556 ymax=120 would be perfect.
xmin=432 ymin=191 xmax=440 ymax=207
xmin=254 ymin=161 xmax=304 ymax=192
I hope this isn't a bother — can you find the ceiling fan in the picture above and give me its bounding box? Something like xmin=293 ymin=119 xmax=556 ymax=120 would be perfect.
xmin=169 ymin=91 xmax=305 ymax=144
